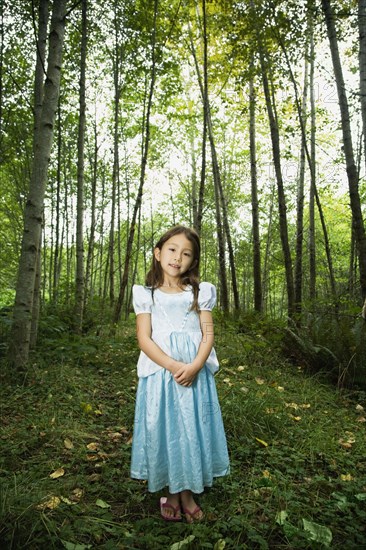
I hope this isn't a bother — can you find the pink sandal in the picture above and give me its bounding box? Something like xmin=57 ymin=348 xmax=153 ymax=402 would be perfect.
xmin=160 ymin=497 xmax=182 ymax=522
xmin=183 ymin=505 xmax=204 ymax=523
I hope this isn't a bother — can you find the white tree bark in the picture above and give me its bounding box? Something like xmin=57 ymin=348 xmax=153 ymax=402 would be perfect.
xmin=9 ymin=0 xmax=67 ymax=368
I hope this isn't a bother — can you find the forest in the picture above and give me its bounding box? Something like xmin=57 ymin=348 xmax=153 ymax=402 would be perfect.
xmin=1 ymin=0 xmax=366 ymax=548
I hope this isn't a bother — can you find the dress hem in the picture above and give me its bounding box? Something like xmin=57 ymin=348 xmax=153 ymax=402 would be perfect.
xmin=130 ymin=468 xmax=230 ymax=494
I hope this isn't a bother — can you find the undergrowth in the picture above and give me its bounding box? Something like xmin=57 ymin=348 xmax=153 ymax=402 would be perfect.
xmin=0 ymin=316 xmax=365 ymax=549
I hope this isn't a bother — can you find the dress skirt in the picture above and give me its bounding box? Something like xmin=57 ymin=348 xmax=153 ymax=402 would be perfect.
xmin=130 ymin=331 xmax=230 ymax=494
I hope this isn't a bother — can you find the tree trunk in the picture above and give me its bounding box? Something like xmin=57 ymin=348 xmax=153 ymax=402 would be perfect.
xmin=359 ymin=0 xmax=366 ymax=178
xmin=309 ymin=28 xmax=316 ymax=301
xmin=85 ymin=115 xmax=98 ymax=307
xmin=294 ymin=44 xmax=309 ymax=316
xmin=30 ymin=0 xmax=50 ymax=349
xmin=113 ymin=0 xmax=159 ymax=324
xmin=8 ymin=0 xmax=66 ymax=368
xmin=189 ymin=3 xmax=231 ymax=310
xmin=75 ymin=0 xmax=87 ymax=333
xmin=322 ymin=0 xmax=366 ymax=299
xmin=249 ymin=65 xmax=262 ymax=313
xmin=259 ymin=47 xmax=295 ymax=318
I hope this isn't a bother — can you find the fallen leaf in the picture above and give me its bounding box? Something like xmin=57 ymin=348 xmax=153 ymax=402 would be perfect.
xmin=64 ymin=438 xmax=74 ymax=450
xmin=285 ymin=402 xmax=299 ymax=410
xmin=94 ymin=409 xmax=103 ymax=416
xmin=356 ymin=404 xmax=364 ymax=412
xmin=240 ymin=386 xmax=249 ymax=393
xmin=338 ymin=439 xmax=352 ymax=449
xmin=340 ymin=473 xmax=353 ymax=481
xmin=255 ymin=377 xmax=265 ymax=385
xmin=86 ymin=442 xmax=99 ymax=451
xmin=357 ymin=416 xmax=366 ymax=423
xmin=86 ymin=454 xmax=99 ymax=461
xmin=88 ymin=473 xmax=101 ymax=482
xmin=126 ymin=436 xmax=133 ymax=445
xmin=50 ymin=468 xmax=65 ymax=479
xmin=255 ymin=437 xmax=268 ymax=447
xmin=96 ymin=498 xmax=111 ymax=509
xmin=70 ymin=488 xmax=84 ymax=501
xmin=277 ymin=386 xmax=285 ymax=392
xmin=60 ymin=496 xmax=75 ymax=505
xmin=37 ymin=495 xmax=61 ymax=510
xmin=237 ymin=366 xmax=247 ymax=371
xmin=108 ymin=432 xmax=123 ymax=441
xmin=262 ymin=470 xmax=271 ymax=478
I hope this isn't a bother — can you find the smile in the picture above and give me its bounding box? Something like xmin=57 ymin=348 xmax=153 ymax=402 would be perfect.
xmin=169 ymin=264 xmax=181 ymax=269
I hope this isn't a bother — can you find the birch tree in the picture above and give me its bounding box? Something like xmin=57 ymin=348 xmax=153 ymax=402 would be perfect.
xmin=8 ymin=0 xmax=67 ymax=369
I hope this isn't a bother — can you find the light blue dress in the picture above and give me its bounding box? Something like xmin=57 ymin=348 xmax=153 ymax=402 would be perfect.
xmin=130 ymin=282 xmax=230 ymax=494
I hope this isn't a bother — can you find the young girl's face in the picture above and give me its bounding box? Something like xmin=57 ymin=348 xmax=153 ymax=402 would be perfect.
xmin=154 ymin=233 xmax=194 ymax=280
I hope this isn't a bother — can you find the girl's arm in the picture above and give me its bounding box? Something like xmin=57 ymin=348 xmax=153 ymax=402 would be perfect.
xmin=174 ymin=310 xmax=215 ymax=386
xmin=136 ymin=313 xmax=183 ymax=374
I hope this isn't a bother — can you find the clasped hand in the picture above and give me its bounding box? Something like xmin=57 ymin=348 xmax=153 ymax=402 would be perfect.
xmin=173 ymin=361 xmax=201 ymax=387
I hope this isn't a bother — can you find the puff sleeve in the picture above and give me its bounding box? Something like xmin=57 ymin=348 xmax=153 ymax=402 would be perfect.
xmin=198 ymin=282 xmax=217 ymax=311
xmin=132 ymin=285 xmax=153 ymax=315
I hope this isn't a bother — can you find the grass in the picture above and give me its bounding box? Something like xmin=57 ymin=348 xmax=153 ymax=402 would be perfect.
xmin=0 ymin=316 xmax=366 ymax=549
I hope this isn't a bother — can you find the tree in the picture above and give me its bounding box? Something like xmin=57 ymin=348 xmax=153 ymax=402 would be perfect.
xmin=8 ymin=0 xmax=67 ymax=368
xmin=322 ymin=0 xmax=366 ymax=300
xmin=75 ymin=0 xmax=87 ymax=333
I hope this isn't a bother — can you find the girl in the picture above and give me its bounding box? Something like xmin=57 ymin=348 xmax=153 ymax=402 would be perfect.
xmin=131 ymin=225 xmax=229 ymax=522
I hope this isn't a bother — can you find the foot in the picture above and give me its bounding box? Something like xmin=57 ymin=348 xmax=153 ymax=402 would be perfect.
xmin=160 ymin=494 xmax=182 ymax=521
xmin=180 ymin=490 xmax=204 ymax=523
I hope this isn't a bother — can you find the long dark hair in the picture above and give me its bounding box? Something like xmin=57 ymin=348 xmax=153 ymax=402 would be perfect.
xmin=145 ymin=225 xmax=201 ymax=311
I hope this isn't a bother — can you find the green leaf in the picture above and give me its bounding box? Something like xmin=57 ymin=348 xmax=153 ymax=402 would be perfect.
xmin=276 ymin=510 xmax=288 ymax=525
xmin=170 ymin=535 xmax=196 ymax=550
xmin=213 ymin=540 xmax=226 ymax=550
xmin=355 ymin=493 xmax=366 ymax=501
xmin=61 ymin=541 xmax=92 ymax=550
xmin=302 ymin=519 xmax=332 ymax=547
xmin=95 ymin=498 xmax=111 ymax=509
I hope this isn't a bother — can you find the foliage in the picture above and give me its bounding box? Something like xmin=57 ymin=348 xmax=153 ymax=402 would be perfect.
xmin=1 ymin=318 xmax=365 ymax=549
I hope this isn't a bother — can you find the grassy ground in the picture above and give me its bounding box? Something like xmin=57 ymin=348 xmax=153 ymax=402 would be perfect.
xmin=0 ymin=316 xmax=366 ymax=549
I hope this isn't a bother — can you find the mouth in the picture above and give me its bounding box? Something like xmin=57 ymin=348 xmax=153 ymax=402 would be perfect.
xmin=169 ymin=264 xmax=181 ymax=269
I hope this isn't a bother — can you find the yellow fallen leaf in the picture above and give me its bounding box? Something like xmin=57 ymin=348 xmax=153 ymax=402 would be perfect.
xmin=70 ymin=488 xmax=84 ymax=501
xmin=290 ymin=415 xmax=301 ymax=422
xmin=60 ymin=496 xmax=75 ymax=505
xmin=277 ymin=386 xmax=285 ymax=392
xmin=108 ymin=432 xmax=123 ymax=440
xmin=223 ymin=378 xmax=231 ymax=384
xmin=36 ymin=495 xmax=61 ymax=510
xmin=356 ymin=404 xmax=364 ymax=412
xmin=339 ymin=439 xmax=352 ymax=449
xmin=126 ymin=436 xmax=133 ymax=445
xmin=81 ymin=402 xmax=93 ymax=414
xmin=237 ymin=366 xmax=247 ymax=371
xmin=94 ymin=409 xmax=103 ymax=416
xmin=255 ymin=437 xmax=268 ymax=447
xmin=340 ymin=473 xmax=353 ymax=481
xmin=262 ymin=470 xmax=271 ymax=478
xmin=255 ymin=377 xmax=265 ymax=385
xmin=357 ymin=416 xmax=366 ymax=423
xmin=86 ymin=442 xmax=99 ymax=451
xmin=285 ymin=402 xmax=299 ymax=410
xmin=301 ymin=403 xmax=311 ymax=409
xmin=49 ymin=468 xmax=65 ymax=479
xmin=240 ymin=386 xmax=249 ymax=393
xmin=64 ymin=438 xmax=74 ymax=450
xmin=87 ymin=454 xmax=99 ymax=461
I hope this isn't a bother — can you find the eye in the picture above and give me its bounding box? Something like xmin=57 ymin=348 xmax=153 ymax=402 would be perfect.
xmin=184 ymin=252 xmax=192 ymax=257
xmin=169 ymin=248 xmax=175 ymax=252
